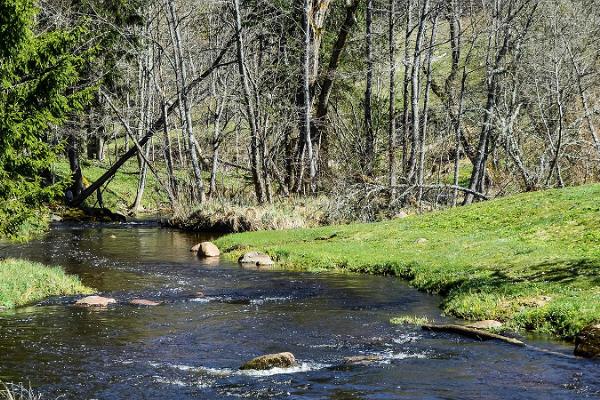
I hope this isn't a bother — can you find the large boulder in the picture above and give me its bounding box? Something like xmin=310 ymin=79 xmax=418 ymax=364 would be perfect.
xmin=75 ymin=295 xmax=116 ymax=308
xmin=240 ymin=352 xmax=296 ymax=370
xmin=238 ymin=251 xmax=274 ymax=266
xmin=574 ymin=324 xmax=600 ymax=358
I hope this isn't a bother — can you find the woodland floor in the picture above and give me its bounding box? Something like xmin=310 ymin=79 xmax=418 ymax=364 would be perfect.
xmin=216 ymin=184 xmax=600 ymax=339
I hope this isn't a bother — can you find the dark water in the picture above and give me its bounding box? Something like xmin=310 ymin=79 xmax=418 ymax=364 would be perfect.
xmin=0 ymin=223 xmax=598 ymax=399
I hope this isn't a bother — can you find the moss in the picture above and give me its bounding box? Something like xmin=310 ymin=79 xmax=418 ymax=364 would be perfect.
xmin=0 ymin=258 xmax=93 ymax=309
xmin=216 ymin=184 xmax=600 ymax=340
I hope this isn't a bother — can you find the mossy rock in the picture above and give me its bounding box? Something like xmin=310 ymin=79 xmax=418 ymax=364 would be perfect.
xmin=240 ymin=352 xmax=296 ymax=370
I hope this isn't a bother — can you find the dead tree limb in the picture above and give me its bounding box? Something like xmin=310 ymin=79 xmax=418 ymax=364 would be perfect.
xmin=422 ymin=324 xmax=524 ymax=346
xmin=100 ymin=90 xmax=177 ymax=207
xmin=70 ymin=36 xmax=235 ymax=207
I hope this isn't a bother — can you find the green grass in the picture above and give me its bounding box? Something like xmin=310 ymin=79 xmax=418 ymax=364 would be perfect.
xmin=0 ymin=259 xmax=93 ymax=309
xmin=216 ymin=184 xmax=600 ymax=339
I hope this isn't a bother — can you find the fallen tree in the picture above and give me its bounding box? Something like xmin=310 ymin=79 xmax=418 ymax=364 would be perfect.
xmin=70 ymin=36 xmax=236 ymax=207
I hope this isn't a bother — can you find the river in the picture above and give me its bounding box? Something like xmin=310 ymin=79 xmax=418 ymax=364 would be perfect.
xmin=0 ymin=223 xmax=598 ymax=399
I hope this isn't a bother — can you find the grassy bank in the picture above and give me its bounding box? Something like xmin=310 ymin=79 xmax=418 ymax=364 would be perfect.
xmin=0 ymin=259 xmax=92 ymax=309
xmin=216 ymin=184 xmax=600 ymax=339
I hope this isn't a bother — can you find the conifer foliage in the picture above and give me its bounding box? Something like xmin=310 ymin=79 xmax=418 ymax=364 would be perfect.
xmin=0 ymin=0 xmax=92 ymax=237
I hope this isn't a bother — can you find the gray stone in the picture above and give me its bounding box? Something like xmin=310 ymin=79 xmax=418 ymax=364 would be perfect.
xmin=238 ymin=251 xmax=274 ymax=266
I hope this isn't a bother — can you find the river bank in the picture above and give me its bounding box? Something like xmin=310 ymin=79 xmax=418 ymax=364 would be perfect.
xmin=0 ymin=258 xmax=91 ymax=309
xmin=215 ymin=184 xmax=600 ymax=340
xmin=1 ymin=224 xmax=597 ymax=399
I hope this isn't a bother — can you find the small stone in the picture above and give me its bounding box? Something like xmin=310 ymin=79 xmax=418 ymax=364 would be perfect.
xmin=394 ymin=211 xmax=409 ymax=219
xmin=109 ymin=234 xmax=117 ymax=239
xmin=238 ymin=251 xmax=274 ymax=266
xmin=343 ymin=355 xmax=383 ymax=366
xmin=240 ymin=352 xmax=296 ymax=370
xmin=74 ymin=295 xmax=116 ymax=308
xmin=130 ymin=299 xmax=161 ymax=306
xmin=466 ymin=320 xmax=503 ymax=330
xmin=574 ymin=324 xmax=600 ymax=358
xmin=197 ymin=242 xmax=220 ymax=257
xmin=415 ymin=238 xmax=428 ymax=244
xmin=50 ymin=214 xmax=63 ymax=222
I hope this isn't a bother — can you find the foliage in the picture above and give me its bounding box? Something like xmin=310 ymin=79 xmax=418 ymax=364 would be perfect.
xmin=216 ymin=184 xmax=600 ymax=339
xmin=0 ymin=258 xmax=92 ymax=309
xmin=0 ymin=0 xmax=94 ymax=239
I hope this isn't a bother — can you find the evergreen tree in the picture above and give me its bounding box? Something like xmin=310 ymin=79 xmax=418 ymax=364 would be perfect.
xmin=0 ymin=0 xmax=93 ymax=238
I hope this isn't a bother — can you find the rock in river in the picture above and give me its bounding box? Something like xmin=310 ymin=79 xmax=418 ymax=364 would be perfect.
xmin=238 ymin=251 xmax=274 ymax=266
xmin=240 ymin=352 xmax=296 ymax=370
xmin=343 ymin=355 xmax=384 ymax=366
xmin=466 ymin=320 xmax=503 ymax=330
xmin=190 ymin=242 xmax=220 ymax=257
xmin=130 ymin=299 xmax=162 ymax=306
xmin=75 ymin=295 xmax=116 ymax=308
xmin=574 ymin=324 xmax=600 ymax=358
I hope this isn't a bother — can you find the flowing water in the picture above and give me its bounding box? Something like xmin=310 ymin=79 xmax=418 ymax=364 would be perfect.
xmin=0 ymin=223 xmax=598 ymax=399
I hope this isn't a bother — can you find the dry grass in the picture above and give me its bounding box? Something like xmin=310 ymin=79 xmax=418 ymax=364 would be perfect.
xmin=170 ymin=197 xmax=329 ymax=233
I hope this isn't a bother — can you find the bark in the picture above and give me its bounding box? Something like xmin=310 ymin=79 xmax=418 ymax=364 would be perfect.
xmin=363 ymin=0 xmax=374 ymax=176
xmin=407 ymin=0 xmax=429 ymax=182
xmin=70 ymin=37 xmax=234 ymax=207
xmin=388 ymin=0 xmax=397 ymax=196
xmin=232 ymin=0 xmax=266 ymax=203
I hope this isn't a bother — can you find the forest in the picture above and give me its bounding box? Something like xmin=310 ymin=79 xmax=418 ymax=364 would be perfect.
xmin=2 ymin=0 xmax=599 ymax=238
xmin=0 ymin=0 xmax=600 ymax=238
xmin=2 ymin=1 xmax=600 ymax=397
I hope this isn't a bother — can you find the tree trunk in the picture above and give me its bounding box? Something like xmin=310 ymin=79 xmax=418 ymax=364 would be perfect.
xmin=363 ymin=0 xmax=374 ymax=176
xmin=232 ymin=0 xmax=266 ymax=203
xmin=388 ymin=0 xmax=397 ymax=197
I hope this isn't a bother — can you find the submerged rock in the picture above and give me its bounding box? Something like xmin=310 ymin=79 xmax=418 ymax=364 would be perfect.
xmin=466 ymin=320 xmax=503 ymax=330
xmin=240 ymin=352 xmax=296 ymax=370
xmin=130 ymin=299 xmax=162 ymax=306
xmin=74 ymin=295 xmax=116 ymax=308
xmin=342 ymin=355 xmax=383 ymax=366
xmin=574 ymin=324 xmax=600 ymax=358
xmin=238 ymin=251 xmax=274 ymax=266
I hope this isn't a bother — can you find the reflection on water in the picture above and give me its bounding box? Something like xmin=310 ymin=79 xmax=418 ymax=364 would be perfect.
xmin=0 ymin=223 xmax=598 ymax=399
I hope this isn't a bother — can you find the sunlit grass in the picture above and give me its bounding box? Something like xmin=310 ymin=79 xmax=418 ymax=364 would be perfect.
xmin=0 ymin=259 xmax=93 ymax=309
xmin=216 ymin=184 xmax=600 ymax=339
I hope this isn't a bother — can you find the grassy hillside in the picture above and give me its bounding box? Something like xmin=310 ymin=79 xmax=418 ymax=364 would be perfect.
xmin=216 ymin=184 xmax=600 ymax=339
xmin=0 ymin=259 xmax=92 ymax=309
